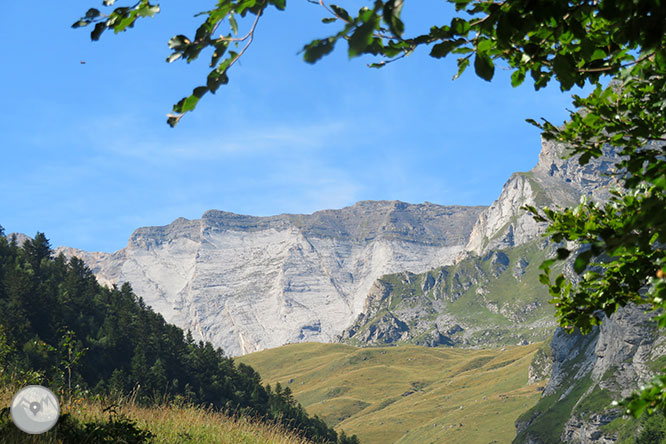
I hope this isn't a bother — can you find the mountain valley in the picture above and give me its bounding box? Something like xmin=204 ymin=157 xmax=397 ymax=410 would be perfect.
xmin=25 ymin=135 xmax=663 ymax=443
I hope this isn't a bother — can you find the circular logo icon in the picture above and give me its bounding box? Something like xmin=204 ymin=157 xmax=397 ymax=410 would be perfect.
xmin=10 ymin=385 xmax=60 ymax=434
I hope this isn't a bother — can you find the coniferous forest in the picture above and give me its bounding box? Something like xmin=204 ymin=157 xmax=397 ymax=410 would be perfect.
xmin=0 ymin=226 xmax=359 ymax=444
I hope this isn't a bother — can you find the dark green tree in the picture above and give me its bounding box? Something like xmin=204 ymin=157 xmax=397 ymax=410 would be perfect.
xmin=0 ymin=235 xmax=352 ymax=441
xmin=108 ymin=368 xmax=129 ymax=395
xmin=23 ymin=232 xmax=52 ymax=272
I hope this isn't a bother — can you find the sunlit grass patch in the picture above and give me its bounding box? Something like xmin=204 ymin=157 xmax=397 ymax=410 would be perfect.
xmin=239 ymin=342 xmax=546 ymax=444
xmin=0 ymin=384 xmax=314 ymax=444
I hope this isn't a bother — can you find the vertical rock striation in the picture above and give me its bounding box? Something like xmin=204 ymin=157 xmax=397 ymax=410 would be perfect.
xmin=58 ymin=201 xmax=485 ymax=356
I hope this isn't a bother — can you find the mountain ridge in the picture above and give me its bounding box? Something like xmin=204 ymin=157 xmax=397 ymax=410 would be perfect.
xmin=339 ymin=137 xmax=618 ymax=349
xmin=464 ymin=140 xmax=618 ymax=256
xmin=56 ymin=200 xmax=485 ymax=356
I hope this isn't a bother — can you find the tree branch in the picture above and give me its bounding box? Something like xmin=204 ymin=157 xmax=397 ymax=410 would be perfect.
xmin=577 ymin=52 xmax=655 ymax=73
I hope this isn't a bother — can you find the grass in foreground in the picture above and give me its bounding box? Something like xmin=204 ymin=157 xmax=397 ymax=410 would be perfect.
xmin=238 ymin=342 xmax=546 ymax=444
xmin=0 ymin=385 xmax=314 ymax=444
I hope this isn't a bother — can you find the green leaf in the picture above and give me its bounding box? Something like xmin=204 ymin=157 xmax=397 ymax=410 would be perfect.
xmin=168 ymin=35 xmax=190 ymax=50
xmin=628 ymin=397 xmax=649 ymax=418
xmin=303 ymin=38 xmax=335 ymax=64
xmin=348 ymin=19 xmax=376 ymax=58
xmin=579 ymin=37 xmax=594 ymax=60
xmin=207 ymin=68 xmax=229 ymax=93
xmin=322 ymin=17 xmax=337 ymax=24
xmin=71 ymin=20 xmax=90 ymax=29
xmin=270 ymin=0 xmax=286 ymax=11
xmin=229 ymin=14 xmax=239 ymax=35
xmin=430 ymin=41 xmax=455 ymax=59
xmin=511 ymin=69 xmax=525 ymax=87
xmin=358 ymin=7 xmax=373 ymax=23
xmin=655 ymin=50 xmax=666 ymax=70
xmin=167 ymin=115 xmax=181 ymax=128
xmin=583 ymin=271 xmax=601 ymax=281
xmin=556 ymin=248 xmax=571 ymax=260
xmin=474 ymin=52 xmax=494 ymax=81
xmin=452 ymin=46 xmax=473 ymax=54
xmin=476 ymin=38 xmax=492 ymax=53
xmin=590 ymin=49 xmax=607 ymax=61
xmin=103 ymin=0 xmax=116 ymax=5
xmin=176 ymin=86 xmax=209 ymax=114
xmin=330 ymin=5 xmax=351 ymax=22
xmin=554 ymin=274 xmax=566 ymax=289
xmin=382 ymin=0 xmax=405 ymax=37
xmin=539 ymin=259 xmax=556 ymax=271
xmin=91 ymin=22 xmax=106 ymax=41
xmin=166 ymin=53 xmax=183 ymax=63
xmin=138 ymin=4 xmax=160 ymax=18
xmin=453 ymin=57 xmax=470 ymax=80
xmin=573 ymin=250 xmax=593 ymax=274
xmin=553 ymin=54 xmax=576 ymax=90
xmin=451 ymin=18 xmax=470 ymax=36
xmin=113 ymin=12 xmax=137 ymax=33
xmin=85 ymin=8 xmax=101 ymax=19
xmin=210 ymin=41 xmax=229 ymax=67
xmin=453 ymin=0 xmax=472 ymax=11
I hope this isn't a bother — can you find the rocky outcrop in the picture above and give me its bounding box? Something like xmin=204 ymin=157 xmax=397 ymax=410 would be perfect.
xmin=514 ymin=304 xmax=666 ymax=443
xmin=5 ymin=233 xmax=32 ymax=247
xmin=465 ymin=139 xmax=619 ymax=255
xmin=339 ymin=239 xmax=558 ymax=348
xmin=57 ymin=201 xmax=485 ymax=356
xmin=340 ymin=140 xmax=609 ymax=349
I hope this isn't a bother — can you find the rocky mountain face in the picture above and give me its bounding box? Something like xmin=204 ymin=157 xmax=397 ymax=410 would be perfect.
xmin=338 ymin=238 xmax=559 ymax=348
xmin=56 ymin=136 xmax=619 ymax=359
xmin=339 ymin=138 xmax=618 ymax=348
xmin=514 ymin=305 xmax=666 ymax=443
xmin=5 ymin=233 xmax=32 ymax=246
xmin=58 ymin=201 xmax=485 ymax=356
xmin=465 ymin=140 xmax=618 ymax=255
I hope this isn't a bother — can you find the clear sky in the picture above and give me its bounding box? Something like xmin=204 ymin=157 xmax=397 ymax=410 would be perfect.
xmin=1 ymin=1 xmax=593 ymax=253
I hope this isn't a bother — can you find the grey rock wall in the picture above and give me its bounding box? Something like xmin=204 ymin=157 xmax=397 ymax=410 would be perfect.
xmin=515 ymin=305 xmax=666 ymax=443
xmin=465 ymin=139 xmax=618 ymax=256
xmin=58 ymin=201 xmax=485 ymax=356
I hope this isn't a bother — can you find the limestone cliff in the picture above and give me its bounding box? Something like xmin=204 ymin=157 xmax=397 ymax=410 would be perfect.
xmin=58 ymin=201 xmax=485 ymax=356
xmin=340 ymin=138 xmax=619 ymax=349
xmin=339 ymin=239 xmax=559 ymax=348
xmin=465 ymin=138 xmax=618 ymax=255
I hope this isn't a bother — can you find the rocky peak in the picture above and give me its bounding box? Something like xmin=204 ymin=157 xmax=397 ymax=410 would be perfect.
xmin=465 ymin=138 xmax=618 ymax=256
xmin=5 ymin=232 xmax=33 ymax=247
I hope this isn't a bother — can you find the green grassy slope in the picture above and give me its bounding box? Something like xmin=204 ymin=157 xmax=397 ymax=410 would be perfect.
xmin=341 ymin=239 xmax=561 ymax=349
xmin=238 ymin=342 xmax=546 ymax=444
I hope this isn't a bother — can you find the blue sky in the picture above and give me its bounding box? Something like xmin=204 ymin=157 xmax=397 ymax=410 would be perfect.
xmin=1 ymin=1 xmax=592 ymax=253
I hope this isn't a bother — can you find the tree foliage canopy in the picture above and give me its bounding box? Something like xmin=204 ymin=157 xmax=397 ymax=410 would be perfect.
xmin=74 ymin=0 xmax=665 ymax=126
xmin=74 ymin=0 xmax=666 ymax=419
